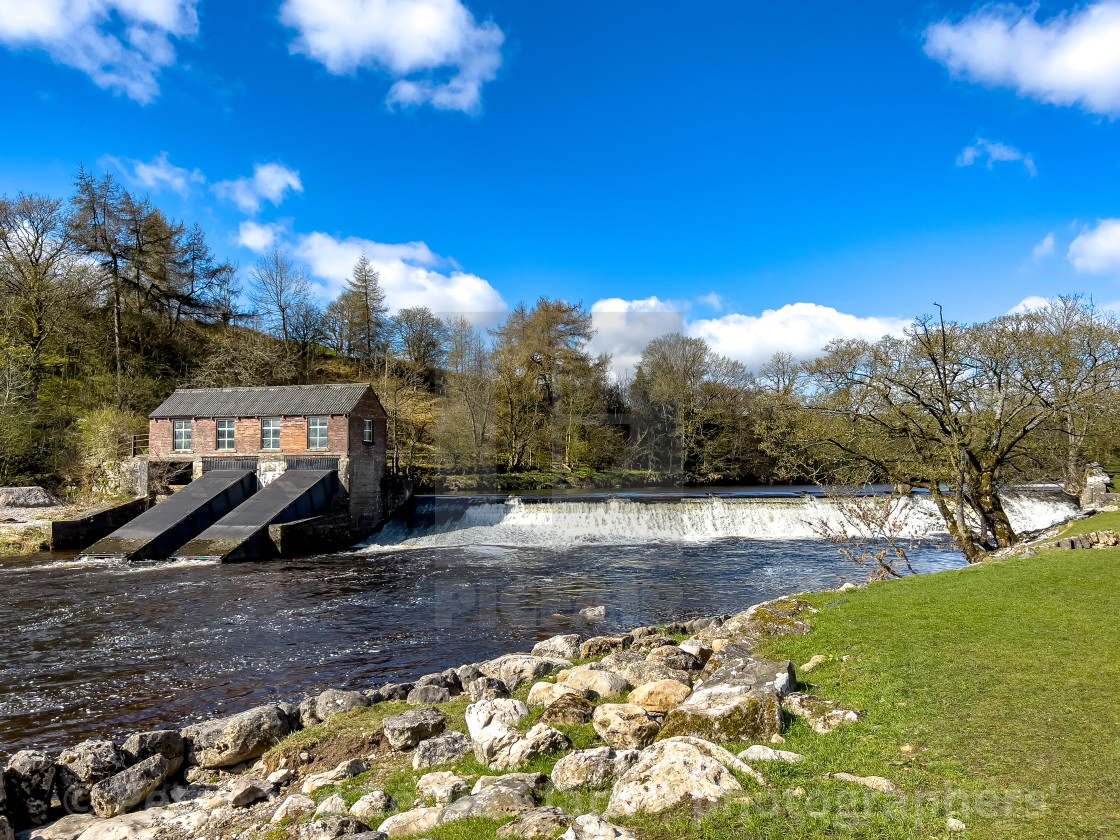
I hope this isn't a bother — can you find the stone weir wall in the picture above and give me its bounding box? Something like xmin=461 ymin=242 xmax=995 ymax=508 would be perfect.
xmin=0 ymin=589 xmax=887 ymax=840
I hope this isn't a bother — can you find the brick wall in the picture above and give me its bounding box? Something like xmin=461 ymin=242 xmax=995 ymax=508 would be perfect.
xmin=149 ymin=415 xmax=352 ymax=457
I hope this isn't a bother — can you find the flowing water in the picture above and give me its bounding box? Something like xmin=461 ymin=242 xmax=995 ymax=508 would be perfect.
xmin=0 ymin=489 xmax=1077 ymax=760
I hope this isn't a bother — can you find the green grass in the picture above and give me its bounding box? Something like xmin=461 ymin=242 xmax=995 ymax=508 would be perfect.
xmin=252 ymin=539 xmax=1120 ymax=839
xmin=1058 ymin=509 xmax=1120 ymax=538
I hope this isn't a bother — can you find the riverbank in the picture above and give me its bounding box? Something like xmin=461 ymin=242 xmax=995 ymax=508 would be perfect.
xmin=4 ymin=513 xmax=1114 ymax=839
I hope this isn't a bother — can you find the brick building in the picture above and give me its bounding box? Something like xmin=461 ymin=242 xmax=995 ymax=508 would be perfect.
xmin=148 ymin=384 xmax=389 ymax=530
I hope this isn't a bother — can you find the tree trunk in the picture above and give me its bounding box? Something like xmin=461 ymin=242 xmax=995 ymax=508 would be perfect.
xmin=929 ymin=484 xmax=983 ymax=563
xmin=972 ymin=470 xmax=1017 ymax=548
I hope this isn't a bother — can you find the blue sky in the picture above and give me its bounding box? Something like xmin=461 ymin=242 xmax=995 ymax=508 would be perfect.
xmin=2 ymin=0 xmax=1120 ymax=368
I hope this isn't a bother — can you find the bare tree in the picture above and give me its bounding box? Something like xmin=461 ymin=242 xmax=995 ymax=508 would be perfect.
xmin=247 ymin=247 xmax=310 ymax=342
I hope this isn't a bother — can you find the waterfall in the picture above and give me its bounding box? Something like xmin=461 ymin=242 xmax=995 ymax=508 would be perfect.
xmin=362 ymin=489 xmax=1079 ymax=550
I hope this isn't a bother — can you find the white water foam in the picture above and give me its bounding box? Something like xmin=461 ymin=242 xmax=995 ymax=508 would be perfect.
xmin=363 ymin=491 xmax=1079 ymax=550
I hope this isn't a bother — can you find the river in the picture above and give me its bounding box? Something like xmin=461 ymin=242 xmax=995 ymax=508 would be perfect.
xmin=0 ymin=489 xmax=1076 ymax=760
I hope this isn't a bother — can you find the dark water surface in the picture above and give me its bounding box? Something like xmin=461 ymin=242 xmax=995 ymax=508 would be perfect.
xmin=0 ymin=539 xmax=965 ymax=760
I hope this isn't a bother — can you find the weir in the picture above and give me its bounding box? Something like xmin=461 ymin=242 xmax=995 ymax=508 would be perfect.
xmin=78 ymin=470 xmax=257 ymax=562
xmin=172 ymin=469 xmax=338 ymax=562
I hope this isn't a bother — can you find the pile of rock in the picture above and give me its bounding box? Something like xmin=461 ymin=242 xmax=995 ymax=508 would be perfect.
xmin=1052 ymin=529 xmax=1119 ymax=550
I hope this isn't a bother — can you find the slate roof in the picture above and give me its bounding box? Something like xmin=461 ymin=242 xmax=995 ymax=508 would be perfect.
xmin=150 ymin=384 xmax=374 ymax=419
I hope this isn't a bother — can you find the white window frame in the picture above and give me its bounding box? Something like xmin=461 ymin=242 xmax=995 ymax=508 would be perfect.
xmin=308 ymin=416 xmax=328 ymax=450
xmin=216 ymin=418 xmax=235 ymax=451
xmin=261 ymin=417 xmax=282 ymax=451
xmin=363 ymin=418 xmax=374 ymax=444
xmin=173 ymin=419 xmax=192 ymax=452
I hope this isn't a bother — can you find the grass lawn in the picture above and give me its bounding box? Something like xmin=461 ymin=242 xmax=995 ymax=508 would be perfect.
xmin=253 ymin=519 xmax=1120 ymax=840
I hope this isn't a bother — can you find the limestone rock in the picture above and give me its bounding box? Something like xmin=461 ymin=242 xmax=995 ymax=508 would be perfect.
xmin=539 ymin=693 xmax=595 ymax=726
xmin=382 ymin=708 xmax=445 ymax=750
xmin=465 ymin=699 xmax=531 ymax=741
xmin=629 ymin=679 xmax=691 ymax=713
xmin=556 ymin=666 xmax=629 ymax=700
xmin=579 ymin=605 xmax=607 ymax=620
xmin=378 ymin=806 xmax=444 ymax=838
xmin=783 ymin=693 xmax=864 ymax=733
xmin=182 ymin=705 xmax=290 ymax=768
xmin=678 ymin=639 xmax=713 ymax=664
xmin=471 ymin=773 xmax=549 ymax=798
xmin=120 ymin=731 xmax=184 ymax=774
xmin=407 ymin=684 xmax=451 ymax=705
xmin=378 ymin=683 xmax=413 ymax=702
xmin=579 ymin=635 xmax=632 ymax=659
xmin=19 ymin=814 xmax=96 ymax=840
xmin=646 ymin=646 xmax=702 ymax=673
xmin=65 ymin=809 xmax=164 ymax=840
xmin=550 ymin=747 xmax=640 ymax=791
xmin=631 ymin=635 xmax=676 ymax=653
xmin=467 ymin=676 xmax=511 ymax=702
xmin=532 ymin=634 xmax=583 ymax=661
xmin=497 ymin=807 xmax=573 ymax=838
xmin=55 ymin=740 xmax=128 ymax=815
xmin=609 ymin=658 xmax=692 ymax=689
xmin=441 ymin=775 xmax=544 ymax=824
xmin=506 ymin=724 xmax=572 ymax=768
xmin=268 ymin=767 xmax=295 ymax=786
xmin=482 ymin=655 xmax=572 ymax=691
xmin=527 ymin=681 xmax=588 ymax=707
xmin=349 ymin=791 xmax=394 ymax=822
xmin=741 ymin=744 xmax=804 ymax=763
xmin=825 ymin=772 xmax=900 ymax=794
xmin=271 ymin=793 xmax=315 ymax=823
xmin=592 ymin=704 xmax=660 ymax=749
xmin=417 ymin=771 xmax=468 ymax=805
xmin=229 ymin=776 xmax=272 ymax=807
xmin=560 ymin=814 xmax=639 ymax=840
xmin=3 ymin=749 xmax=56 ymax=828
xmin=316 ymin=689 xmax=370 ymax=721
xmin=307 ymin=816 xmax=373 ymax=838
xmin=89 ymin=755 xmax=172 ymax=818
xmin=799 ymin=654 xmax=827 ymax=672
xmin=604 ymin=739 xmax=743 ymax=818
xmin=412 ymin=731 xmax=472 ymax=770
xmin=947 ymin=817 xmax=967 ymax=832
xmin=302 ymin=758 xmax=368 ymax=794
xmin=697 ymin=599 xmax=814 ymax=648
xmin=315 ymin=793 xmax=349 ymax=815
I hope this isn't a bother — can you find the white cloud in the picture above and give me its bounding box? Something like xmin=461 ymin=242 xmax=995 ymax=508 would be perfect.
xmin=696 ymin=292 xmax=724 ymax=311
xmin=1032 ymin=232 xmax=1056 ymax=260
xmin=924 ymin=2 xmax=1120 ymax=116
xmin=0 ymin=0 xmax=197 ymax=103
xmin=279 ymin=0 xmax=504 ymax=113
xmin=1009 ymin=295 xmax=1051 ymax=314
xmin=99 ymin=151 xmax=203 ymax=196
xmin=1068 ymin=219 xmax=1120 ymax=275
xmin=588 ymin=297 xmax=688 ymax=373
xmin=956 ymin=138 xmax=1036 ymax=176
xmin=294 ymin=231 xmax=506 ymax=318
xmin=213 ymin=163 xmax=303 ymax=214
xmin=688 ymin=303 xmax=909 ymax=370
xmin=238 ymin=221 xmax=283 ymax=254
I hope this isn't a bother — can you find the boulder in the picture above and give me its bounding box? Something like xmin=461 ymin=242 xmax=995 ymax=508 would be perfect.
xmin=678 ymin=639 xmax=713 ymax=664
xmin=604 ymin=739 xmax=743 ymax=818
xmin=382 ymin=708 xmax=445 ymax=751
xmin=469 ymin=712 xmax=569 ymax=772
xmin=268 ymin=767 xmax=295 ymax=786
xmin=783 ymin=693 xmax=864 ymax=733
xmin=579 ymin=635 xmax=632 ymax=659
xmin=465 ymin=699 xmax=531 ymax=741
xmin=482 ymin=655 xmax=572 ymax=691
xmin=301 ymin=758 xmax=368 ymax=794
xmin=440 ymin=775 xmax=541 ymax=823
xmin=613 ymin=660 xmax=692 ymax=689
xmin=556 ymin=667 xmax=629 ymax=700
xmin=299 ymin=695 xmax=321 ymax=728
xmin=592 ymin=704 xmax=660 ymax=749
xmin=560 ymin=814 xmax=639 ymax=840
xmin=631 ymin=635 xmax=676 ymax=653
xmin=55 ymin=740 xmax=128 ymax=814
xmin=457 ymin=663 xmax=485 ymax=685
xmin=271 ymin=793 xmax=315 ymax=823
xmin=550 ymin=747 xmax=640 ymax=791
xmin=629 ymin=679 xmax=691 ymax=714
xmin=349 ymin=791 xmax=394 ymax=822
xmin=497 ymin=806 xmax=573 ymax=839
xmin=471 ymin=773 xmax=549 ymax=798
xmin=467 ymin=676 xmax=511 ymax=702
xmin=3 ymin=749 xmax=57 ymax=828
xmin=89 ymin=755 xmax=171 ymax=818
xmin=441 ymin=668 xmax=464 ymax=696
xmin=229 ymin=776 xmax=272 ymax=808
xmin=412 ymin=731 xmax=472 ymax=771
xmin=741 ymin=744 xmax=804 ymax=763
xmin=579 ymin=605 xmax=607 ymax=620
xmin=378 ymin=683 xmax=413 ymax=702
xmin=659 ymin=656 xmax=794 ymax=743
xmin=64 ymin=809 xmax=164 ymax=840
xmin=315 ymin=793 xmax=349 ymax=815
xmin=182 ymin=705 xmax=290 ymax=768
xmin=527 ymin=682 xmax=588 ymax=707
xmin=377 ymin=807 xmax=444 ymax=837
xmin=532 ymin=634 xmax=583 ymax=661
xmin=120 ymin=731 xmax=184 ymax=774
xmin=646 ymin=646 xmax=702 ymax=673
xmin=307 ymin=816 xmax=373 ymax=839
xmin=407 ymin=684 xmax=451 ymax=705
xmin=416 ymin=771 xmax=469 ymax=805
xmin=696 ymin=599 xmax=813 ymax=648
xmin=18 ymin=814 xmax=96 ymax=840
xmin=316 ymin=690 xmax=370 ymax=721
xmin=539 ymin=694 xmax=595 ymax=726
xmin=506 ymin=724 xmax=571 ymax=769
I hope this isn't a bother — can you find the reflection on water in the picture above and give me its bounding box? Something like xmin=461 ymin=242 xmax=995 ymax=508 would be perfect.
xmin=0 ymin=538 xmax=966 ymax=759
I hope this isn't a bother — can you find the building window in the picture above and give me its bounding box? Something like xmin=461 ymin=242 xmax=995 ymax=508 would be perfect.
xmin=308 ymin=416 xmax=328 ymax=450
xmin=173 ymin=419 xmax=192 ymax=452
xmin=261 ymin=418 xmax=281 ymax=450
xmin=363 ymin=418 xmax=374 ymax=444
xmin=216 ymin=419 xmax=235 ymax=451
